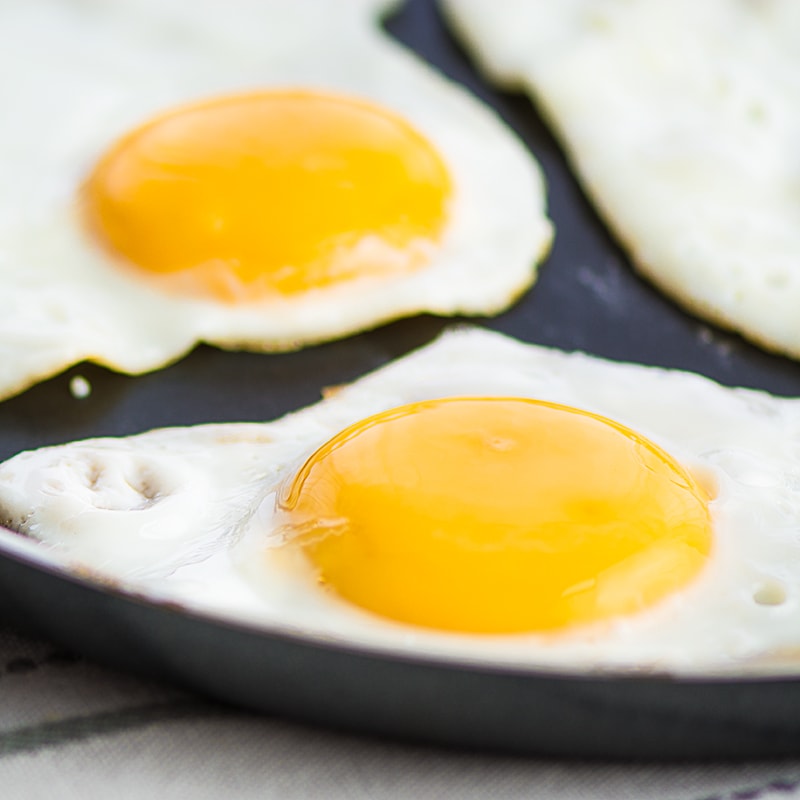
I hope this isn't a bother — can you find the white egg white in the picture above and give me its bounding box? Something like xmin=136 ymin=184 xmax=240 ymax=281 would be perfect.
xmin=0 ymin=0 xmax=551 ymax=401
xmin=2 ymin=327 xmax=800 ymax=676
xmin=442 ymin=0 xmax=800 ymax=358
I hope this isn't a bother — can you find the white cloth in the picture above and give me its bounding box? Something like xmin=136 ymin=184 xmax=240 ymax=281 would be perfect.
xmin=1 ymin=625 xmax=800 ymax=799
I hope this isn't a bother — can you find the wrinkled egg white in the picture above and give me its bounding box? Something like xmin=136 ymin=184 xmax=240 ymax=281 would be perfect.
xmin=443 ymin=0 xmax=800 ymax=358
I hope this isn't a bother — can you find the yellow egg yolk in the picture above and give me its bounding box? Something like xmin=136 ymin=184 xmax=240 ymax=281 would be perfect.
xmin=82 ymin=90 xmax=452 ymax=302
xmin=278 ymin=397 xmax=712 ymax=634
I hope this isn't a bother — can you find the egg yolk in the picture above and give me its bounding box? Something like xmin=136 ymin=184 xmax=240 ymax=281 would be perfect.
xmin=82 ymin=90 xmax=451 ymax=302
xmin=278 ymin=397 xmax=712 ymax=634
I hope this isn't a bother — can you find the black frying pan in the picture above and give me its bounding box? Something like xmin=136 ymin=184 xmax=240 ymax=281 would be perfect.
xmin=2 ymin=0 xmax=800 ymax=759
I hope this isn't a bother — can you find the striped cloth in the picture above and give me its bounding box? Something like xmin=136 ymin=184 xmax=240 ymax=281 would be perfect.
xmin=1 ymin=623 xmax=799 ymax=800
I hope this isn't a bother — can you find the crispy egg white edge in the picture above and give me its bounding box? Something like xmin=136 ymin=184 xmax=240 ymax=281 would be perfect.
xmin=442 ymin=0 xmax=800 ymax=359
xmin=2 ymin=327 xmax=800 ymax=677
xmin=0 ymin=0 xmax=552 ymax=402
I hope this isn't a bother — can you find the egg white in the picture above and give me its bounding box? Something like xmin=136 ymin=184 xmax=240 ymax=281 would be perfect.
xmin=2 ymin=327 xmax=800 ymax=676
xmin=442 ymin=0 xmax=800 ymax=358
xmin=0 ymin=0 xmax=551 ymax=401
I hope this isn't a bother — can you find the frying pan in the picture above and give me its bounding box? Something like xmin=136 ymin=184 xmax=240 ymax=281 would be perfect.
xmin=2 ymin=0 xmax=800 ymax=759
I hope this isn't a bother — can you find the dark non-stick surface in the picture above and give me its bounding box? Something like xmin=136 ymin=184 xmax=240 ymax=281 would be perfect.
xmin=2 ymin=0 xmax=800 ymax=759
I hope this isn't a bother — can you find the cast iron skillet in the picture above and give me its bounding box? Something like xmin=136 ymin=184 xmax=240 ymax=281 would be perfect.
xmin=2 ymin=0 xmax=800 ymax=759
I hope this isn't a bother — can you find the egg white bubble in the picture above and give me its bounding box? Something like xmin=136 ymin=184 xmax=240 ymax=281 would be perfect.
xmin=0 ymin=0 xmax=551 ymax=401
xmin=3 ymin=328 xmax=800 ymax=676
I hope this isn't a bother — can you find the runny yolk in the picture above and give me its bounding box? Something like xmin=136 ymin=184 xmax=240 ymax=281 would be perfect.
xmin=82 ymin=90 xmax=451 ymax=302
xmin=278 ymin=397 xmax=713 ymax=634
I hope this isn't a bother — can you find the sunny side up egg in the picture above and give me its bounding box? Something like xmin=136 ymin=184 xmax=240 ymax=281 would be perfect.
xmin=1 ymin=328 xmax=799 ymax=676
xmin=0 ymin=0 xmax=551 ymax=401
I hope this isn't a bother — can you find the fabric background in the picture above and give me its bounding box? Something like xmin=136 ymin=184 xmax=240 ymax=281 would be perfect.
xmin=2 ymin=625 xmax=800 ymax=800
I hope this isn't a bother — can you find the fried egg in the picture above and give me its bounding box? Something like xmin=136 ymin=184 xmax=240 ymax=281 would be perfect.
xmin=0 ymin=0 xmax=551 ymax=401
xmin=442 ymin=0 xmax=800 ymax=358
xmin=1 ymin=327 xmax=800 ymax=676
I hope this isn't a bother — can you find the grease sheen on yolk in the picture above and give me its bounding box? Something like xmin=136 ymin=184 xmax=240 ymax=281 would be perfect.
xmin=82 ymin=90 xmax=451 ymax=302
xmin=279 ymin=398 xmax=712 ymax=634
